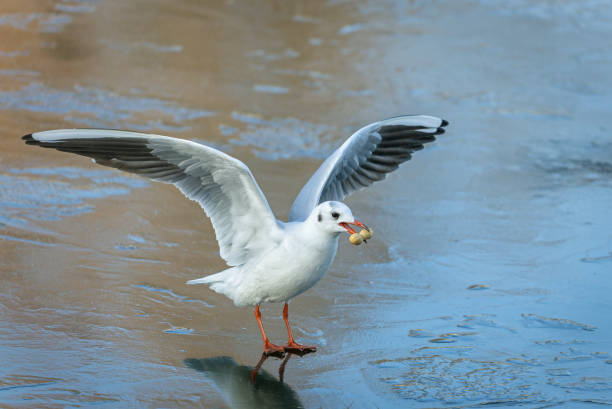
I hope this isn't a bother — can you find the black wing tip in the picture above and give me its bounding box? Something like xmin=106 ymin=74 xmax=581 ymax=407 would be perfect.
xmin=22 ymin=133 xmax=39 ymax=145
xmin=435 ymin=119 xmax=449 ymax=135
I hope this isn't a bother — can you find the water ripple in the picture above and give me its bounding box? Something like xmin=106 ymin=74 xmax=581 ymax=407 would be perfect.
xmin=0 ymin=167 xmax=149 ymax=227
xmin=230 ymin=114 xmax=337 ymax=160
xmin=0 ymin=83 xmax=214 ymax=131
xmin=132 ymin=284 xmax=214 ymax=308
xmin=522 ymin=313 xmax=598 ymax=331
xmin=0 ymin=13 xmax=72 ymax=33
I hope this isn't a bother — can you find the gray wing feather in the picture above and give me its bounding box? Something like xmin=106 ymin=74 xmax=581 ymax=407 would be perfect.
xmin=23 ymin=129 xmax=281 ymax=267
xmin=288 ymin=115 xmax=448 ymax=221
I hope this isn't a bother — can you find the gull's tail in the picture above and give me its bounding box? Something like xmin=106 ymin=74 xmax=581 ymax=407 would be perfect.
xmin=187 ymin=267 xmax=245 ymax=306
xmin=186 ymin=272 xmax=224 ymax=285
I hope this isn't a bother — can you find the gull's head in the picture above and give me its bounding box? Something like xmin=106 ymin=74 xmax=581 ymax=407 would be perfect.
xmin=310 ymin=201 xmax=368 ymax=235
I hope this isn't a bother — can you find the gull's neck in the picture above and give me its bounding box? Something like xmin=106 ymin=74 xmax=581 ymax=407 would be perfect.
xmin=296 ymin=214 xmax=341 ymax=249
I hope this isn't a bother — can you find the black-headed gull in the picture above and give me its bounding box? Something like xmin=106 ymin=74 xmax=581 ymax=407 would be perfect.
xmin=23 ymin=115 xmax=447 ymax=355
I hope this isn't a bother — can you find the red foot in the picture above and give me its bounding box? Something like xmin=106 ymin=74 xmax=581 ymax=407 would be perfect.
xmin=263 ymin=341 xmax=286 ymax=357
xmin=284 ymin=341 xmax=317 ymax=355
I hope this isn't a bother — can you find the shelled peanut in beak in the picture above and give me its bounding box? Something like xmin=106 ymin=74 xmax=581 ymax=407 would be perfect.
xmin=340 ymin=220 xmax=372 ymax=246
xmin=359 ymin=227 xmax=373 ymax=240
xmin=349 ymin=233 xmax=363 ymax=245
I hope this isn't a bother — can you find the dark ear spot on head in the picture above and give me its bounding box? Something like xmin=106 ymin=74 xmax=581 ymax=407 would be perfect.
xmin=318 ymin=213 xmax=322 ymax=222
xmin=331 ymin=211 xmax=340 ymax=219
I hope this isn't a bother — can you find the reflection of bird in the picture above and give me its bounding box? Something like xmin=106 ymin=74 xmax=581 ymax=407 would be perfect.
xmin=23 ymin=115 xmax=447 ymax=354
xmin=185 ymin=356 xmax=303 ymax=409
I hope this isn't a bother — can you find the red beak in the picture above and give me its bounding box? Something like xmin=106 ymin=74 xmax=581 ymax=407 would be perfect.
xmin=339 ymin=220 xmax=369 ymax=234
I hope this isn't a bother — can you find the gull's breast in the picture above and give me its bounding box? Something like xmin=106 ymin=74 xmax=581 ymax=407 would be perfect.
xmin=253 ymin=233 xmax=339 ymax=303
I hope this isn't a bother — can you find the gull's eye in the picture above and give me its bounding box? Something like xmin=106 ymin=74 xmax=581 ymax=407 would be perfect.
xmin=331 ymin=211 xmax=340 ymax=219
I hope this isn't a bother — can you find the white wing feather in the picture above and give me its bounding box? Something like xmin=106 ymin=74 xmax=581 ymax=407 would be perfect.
xmin=24 ymin=129 xmax=282 ymax=266
xmin=289 ymin=115 xmax=448 ymax=221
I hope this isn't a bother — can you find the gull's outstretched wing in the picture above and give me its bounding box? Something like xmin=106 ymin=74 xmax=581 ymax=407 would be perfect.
xmin=289 ymin=115 xmax=448 ymax=221
xmin=23 ymin=129 xmax=282 ymax=266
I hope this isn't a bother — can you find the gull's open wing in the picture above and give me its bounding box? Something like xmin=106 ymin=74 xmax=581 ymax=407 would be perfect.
xmin=23 ymin=129 xmax=282 ymax=266
xmin=289 ymin=115 xmax=448 ymax=221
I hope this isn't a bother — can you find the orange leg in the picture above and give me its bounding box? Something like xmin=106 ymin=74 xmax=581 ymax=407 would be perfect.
xmin=255 ymin=305 xmax=285 ymax=357
xmin=282 ymin=303 xmax=317 ymax=354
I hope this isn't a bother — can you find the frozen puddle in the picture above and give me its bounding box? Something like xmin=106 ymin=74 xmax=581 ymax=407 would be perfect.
xmin=0 ymin=83 xmax=215 ymax=132
xmin=229 ymin=113 xmax=338 ymax=160
xmin=0 ymin=166 xmax=149 ymax=228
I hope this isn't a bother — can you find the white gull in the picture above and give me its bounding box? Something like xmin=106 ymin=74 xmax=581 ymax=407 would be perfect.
xmin=23 ymin=114 xmax=448 ymax=355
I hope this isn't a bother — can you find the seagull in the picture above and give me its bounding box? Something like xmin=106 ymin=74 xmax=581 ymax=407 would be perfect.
xmin=23 ymin=115 xmax=448 ymax=356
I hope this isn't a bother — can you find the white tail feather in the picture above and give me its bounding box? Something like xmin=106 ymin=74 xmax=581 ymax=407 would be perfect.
xmin=186 ymin=272 xmax=224 ymax=285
